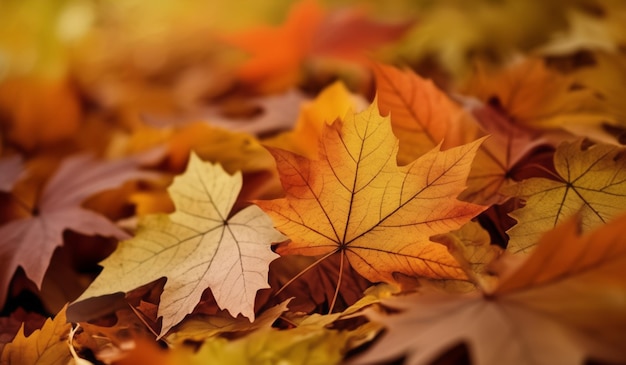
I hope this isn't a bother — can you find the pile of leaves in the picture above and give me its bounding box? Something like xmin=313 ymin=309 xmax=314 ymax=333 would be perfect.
xmin=2 ymin=0 xmax=626 ymax=364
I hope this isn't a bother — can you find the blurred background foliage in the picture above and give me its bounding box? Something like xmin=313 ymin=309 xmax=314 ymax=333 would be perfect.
xmin=1 ymin=0 xmax=626 ymax=151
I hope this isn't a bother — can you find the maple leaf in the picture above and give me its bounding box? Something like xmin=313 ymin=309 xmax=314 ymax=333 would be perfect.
xmin=458 ymin=102 xmax=546 ymax=205
xmin=74 ymin=153 xmax=285 ymax=337
xmin=1 ymin=305 xmax=72 ymax=365
xmin=200 ymin=89 xmax=310 ymax=135
xmin=263 ymin=80 xmax=367 ymax=159
xmin=118 ymin=286 xmax=390 ymax=365
xmin=355 ymin=213 xmax=626 ymax=365
xmin=505 ymin=139 xmax=626 ymax=254
xmin=257 ymin=102 xmax=486 ymax=293
xmin=0 ymin=156 xmax=23 ymax=192
xmin=431 ymin=221 xmax=501 ymax=289
xmin=166 ymin=299 xmax=291 ymax=344
xmin=373 ymin=63 xmax=479 ymax=164
xmin=225 ymin=1 xmax=412 ymax=92
xmin=224 ymin=0 xmax=325 ymax=92
xmin=0 ymin=77 xmax=82 ymax=150
xmin=0 ymin=150 xmax=161 ymax=308
xmin=463 ymin=58 xmax=612 ymax=131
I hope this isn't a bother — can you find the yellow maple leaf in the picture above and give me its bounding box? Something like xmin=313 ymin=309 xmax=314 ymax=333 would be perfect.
xmin=73 ymin=153 xmax=286 ymax=337
xmin=257 ymin=102 xmax=486 ymax=291
xmin=504 ymin=139 xmax=626 ymax=254
xmin=1 ymin=305 xmax=72 ymax=365
xmin=263 ymin=81 xmax=365 ymax=159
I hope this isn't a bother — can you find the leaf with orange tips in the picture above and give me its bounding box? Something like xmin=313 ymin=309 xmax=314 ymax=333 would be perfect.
xmin=257 ymin=102 xmax=486 ymax=294
xmin=373 ymin=63 xmax=479 ymax=163
xmin=263 ymin=81 xmax=366 ymax=159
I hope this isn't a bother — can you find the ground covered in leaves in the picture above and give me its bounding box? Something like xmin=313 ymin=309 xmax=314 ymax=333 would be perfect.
xmin=1 ymin=1 xmax=626 ymax=364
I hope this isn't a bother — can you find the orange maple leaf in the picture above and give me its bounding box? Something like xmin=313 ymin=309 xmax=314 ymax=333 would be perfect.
xmin=373 ymin=63 xmax=480 ymax=164
xmin=225 ymin=1 xmax=412 ymax=92
xmin=224 ymin=0 xmax=324 ymax=92
xmin=256 ymin=102 xmax=486 ymax=299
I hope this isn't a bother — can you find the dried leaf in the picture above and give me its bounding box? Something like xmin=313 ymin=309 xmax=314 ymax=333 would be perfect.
xmin=0 ymin=156 xmax=23 ymax=193
xmin=356 ymin=214 xmax=626 ymax=365
xmin=257 ymin=101 xmax=486 ymax=286
xmin=0 ymin=305 xmax=72 ymax=365
xmin=373 ymin=63 xmax=479 ymax=163
xmin=0 ymin=150 xmax=161 ymax=307
xmin=74 ymin=153 xmax=285 ymax=337
xmin=505 ymin=140 xmax=626 ymax=253
xmin=263 ymin=81 xmax=366 ymax=159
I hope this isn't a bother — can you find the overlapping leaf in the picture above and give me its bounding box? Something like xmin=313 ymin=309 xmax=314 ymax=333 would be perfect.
xmin=74 ymin=153 xmax=286 ymax=337
xmin=505 ymin=140 xmax=626 ymax=253
xmin=373 ymin=63 xmax=479 ymax=163
xmin=257 ymin=101 xmax=486 ymax=286
xmin=0 ymin=305 xmax=72 ymax=365
xmin=459 ymin=103 xmax=545 ymax=205
xmin=356 ymin=213 xmax=626 ymax=365
xmin=463 ymin=58 xmax=611 ymax=130
xmin=0 ymin=150 xmax=161 ymax=307
xmin=0 ymin=156 xmax=23 ymax=192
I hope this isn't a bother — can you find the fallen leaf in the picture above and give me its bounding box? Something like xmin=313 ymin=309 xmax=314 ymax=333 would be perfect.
xmin=373 ymin=63 xmax=479 ymax=163
xmin=166 ymin=299 xmax=291 ymax=344
xmin=355 ymin=213 xmax=626 ymax=365
xmin=224 ymin=0 xmax=325 ymax=92
xmin=0 ymin=308 xmax=46 ymax=355
xmin=505 ymin=139 xmax=626 ymax=254
xmin=74 ymin=153 xmax=286 ymax=337
xmin=0 ymin=156 xmax=23 ymax=192
xmin=310 ymin=6 xmax=413 ymax=63
xmin=0 ymin=150 xmax=161 ymax=308
xmin=125 ymin=121 xmax=281 ymax=203
xmin=263 ymin=253 xmax=372 ymax=314
xmin=257 ymin=101 xmax=486 ymax=289
xmin=430 ymin=220 xmax=501 ymax=289
xmin=459 ymin=102 xmax=546 ymax=205
xmin=0 ymin=305 xmax=72 ymax=365
xmin=199 ymin=88 xmax=310 ymax=135
xmin=463 ymin=58 xmax=612 ymax=131
xmin=225 ymin=1 xmax=412 ymax=92
xmin=0 ymin=76 xmax=82 ymax=150
xmin=263 ymin=80 xmax=367 ymax=159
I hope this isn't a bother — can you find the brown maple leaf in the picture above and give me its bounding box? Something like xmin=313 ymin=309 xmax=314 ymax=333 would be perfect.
xmin=0 ymin=150 xmax=161 ymax=308
xmin=356 ymin=213 xmax=626 ymax=365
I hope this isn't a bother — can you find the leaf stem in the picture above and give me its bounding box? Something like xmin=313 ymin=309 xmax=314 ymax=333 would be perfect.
xmin=274 ymin=249 xmax=338 ymax=297
xmin=127 ymin=302 xmax=171 ymax=347
xmin=328 ymin=249 xmax=345 ymax=314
